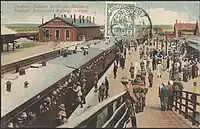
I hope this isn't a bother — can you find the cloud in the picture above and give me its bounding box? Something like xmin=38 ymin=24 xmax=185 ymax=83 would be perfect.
xmin=148 ymin=8 xmax=196 ymax=25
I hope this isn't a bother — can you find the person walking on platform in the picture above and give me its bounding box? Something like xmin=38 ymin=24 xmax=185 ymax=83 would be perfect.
xmin=157 ymin=61 xmax=162 ymax=78
xmin=94 ymin=72 xmax=98 ymax=92
xmin=120 ymin=53 xmax=124 ymax=67
xmin=121 ymin=54 xmax=126 ymax=69
xmin=105 ymin=77 xmax=109 ymax=99
xmin=113 ymin=62 xmax=118 ymax=79
xmin=190 ymin=82 xmax=200 ymax=105
xmin=98 ymin=82 xmax=106 ymax=102
xmin=148 ymin=69 xmax=154 ymax=88
xmin=81 ymin=78 xmax=86 ymax=104
xmin=124 ymin=47 xmax=127 ymax=59
xmin=159 ymin=82 xmax=168 ymax=111
xmin=152 ymin=56 xmax=157 ymax=71
xmin=129 ymin=62 xmax=135 ymax=79
xmin=167 ymin=80 xmax=174 ymax=110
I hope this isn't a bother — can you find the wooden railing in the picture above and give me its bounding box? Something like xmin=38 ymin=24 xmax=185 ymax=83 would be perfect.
xmin=58 ymin=91 xmax=137 ymax=128
xmin=173 ymin=90 xmax=200 ymax=126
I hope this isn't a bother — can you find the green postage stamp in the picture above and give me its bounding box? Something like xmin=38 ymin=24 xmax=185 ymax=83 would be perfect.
xmin=105 ymin=1 xmax=136 ymax=37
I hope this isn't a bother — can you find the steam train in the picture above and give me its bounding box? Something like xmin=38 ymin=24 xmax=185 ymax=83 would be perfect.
xmin=1 ymin=38 xmax=123 ymax=128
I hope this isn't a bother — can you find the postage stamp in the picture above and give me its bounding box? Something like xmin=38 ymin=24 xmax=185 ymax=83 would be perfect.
xmin=105 ymin=1 xmax=136 ymax=37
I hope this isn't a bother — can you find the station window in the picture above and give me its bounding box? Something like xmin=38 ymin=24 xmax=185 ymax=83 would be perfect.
xmin=55 ymin=30 xmax=60 ymax=39
xmin=66 ymin=29 xmax=70 ymax=40
xmin=45 ymin=30 xmax=50 ymax=38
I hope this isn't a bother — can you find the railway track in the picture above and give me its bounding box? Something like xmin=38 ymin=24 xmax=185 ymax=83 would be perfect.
xmin=1 ymin=40 xmax=101 ymax=74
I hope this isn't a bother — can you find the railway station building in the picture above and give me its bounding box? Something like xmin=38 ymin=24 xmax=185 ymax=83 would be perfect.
xmin=39 ymin=14 xmax=101 ymax=42
xmin=174 ymin=20 xmax=197 ymax=37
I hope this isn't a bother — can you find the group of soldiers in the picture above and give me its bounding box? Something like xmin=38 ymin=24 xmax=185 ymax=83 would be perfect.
xmin=182 ymin=59 xmax=199 ymax=82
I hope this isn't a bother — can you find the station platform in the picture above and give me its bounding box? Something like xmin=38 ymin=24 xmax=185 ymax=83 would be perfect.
xmin=67 ymin=48 xmax=139 ymax=122
xmin=1 ymin=40 xmax=101 ymax=66
xmin=66 ymin=44 xmax=196 ymax=128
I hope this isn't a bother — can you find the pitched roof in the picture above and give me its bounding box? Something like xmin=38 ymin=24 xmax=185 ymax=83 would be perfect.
xmin=174 ymin=23 xmax=196 ymax=31
xmin=1 ymin=25 xmax=17 ymax=35
xmin=40 ymin=17 xmax=100 ymax=28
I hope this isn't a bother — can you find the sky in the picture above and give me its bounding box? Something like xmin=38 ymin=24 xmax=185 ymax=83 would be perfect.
xmin=1 ymin=1 xmax=200 ymax=25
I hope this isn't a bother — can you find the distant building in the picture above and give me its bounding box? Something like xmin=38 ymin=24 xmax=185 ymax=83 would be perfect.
xmin=1 ymin=25 xmax=17 ymax=52
xmin=174 ymin=20 xmax=196 ymax=37
xmin=39 ymin=14 xmax=101 ymax=42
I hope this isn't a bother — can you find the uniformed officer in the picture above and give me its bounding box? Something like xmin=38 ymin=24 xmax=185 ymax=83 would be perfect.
xmin=105 ymin=77 xmax=109 ymax=99
xmin=98 ymin=82 xmax=106 ymax=102
xmin=148 ymin=69 xmax=154 ymax=87
xmin=94 ymin=72 xmax=99 ymax=92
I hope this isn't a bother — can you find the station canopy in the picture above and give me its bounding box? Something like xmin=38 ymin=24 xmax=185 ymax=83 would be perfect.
xmin=1 ymin=25 xmax=17 ymax=35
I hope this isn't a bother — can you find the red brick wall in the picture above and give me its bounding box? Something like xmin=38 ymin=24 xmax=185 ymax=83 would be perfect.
xmin=39 ymin=19 xmax=77 ymax=41
xmin=76 ymin=27 xmax=100 ymax=41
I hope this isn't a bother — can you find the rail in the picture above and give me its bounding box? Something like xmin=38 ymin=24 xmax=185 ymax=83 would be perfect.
xmin=1 ymin=50 xmax=61 ymax=74
xmin=173 ymin=89 xmax=200 ymax=126
xmin=58 ymin=91 xmax=137 ymax=128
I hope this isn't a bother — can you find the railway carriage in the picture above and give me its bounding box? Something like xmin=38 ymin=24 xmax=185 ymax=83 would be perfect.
xmin=1 ymin=39 xmax=119 ymax=128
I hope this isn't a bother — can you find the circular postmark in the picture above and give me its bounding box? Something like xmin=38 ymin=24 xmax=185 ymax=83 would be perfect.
xmin=106 ymin=3 xmax=152 ymax=43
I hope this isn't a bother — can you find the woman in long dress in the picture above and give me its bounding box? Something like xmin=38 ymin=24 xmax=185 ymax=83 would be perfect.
xmin=157 ymin=61 xmax=162 ymax=78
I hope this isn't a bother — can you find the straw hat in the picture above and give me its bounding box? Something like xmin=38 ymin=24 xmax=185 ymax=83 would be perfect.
xmin=21 ymin=112 xmax=27 ymax=117
xmin=18 ymin=118 xmax=23 ymax=123
xmin=8 ymin=123 xmax=13 ymax=128
xmin=52 ymin=91 xmax=57 ymax=95
xmin=59 ymin=104 xmax=65 ymax=110
xmin=169 ymin=80 xmax=174 ymax=85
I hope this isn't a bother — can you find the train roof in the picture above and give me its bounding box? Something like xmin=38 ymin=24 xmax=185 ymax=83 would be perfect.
xmin=1 ymin=64 xmax=73 ymax=117
xmin=48 ymin=47 xmax=103 ymax=69
xmin=90 ymin=41 xmax=115 ymax=50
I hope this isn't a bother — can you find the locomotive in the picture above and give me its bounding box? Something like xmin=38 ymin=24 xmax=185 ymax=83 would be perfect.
xmin=1 ymin=38 xmax=123 ymax=128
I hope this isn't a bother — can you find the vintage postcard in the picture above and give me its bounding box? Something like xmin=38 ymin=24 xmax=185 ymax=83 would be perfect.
xmin=1 ymin=1 xmax=200 ymax=128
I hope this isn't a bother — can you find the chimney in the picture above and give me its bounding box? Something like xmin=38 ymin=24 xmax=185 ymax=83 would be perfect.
xmin=54 ymin=14 xmax=56 ymax=18
xmin=42 ymin=18 xmax=44 ymax=24
xmin=86 ymin=16 xmax=88 ymax=23
xmin=79 ymin=15 xmax=82 ymax=23
xmin=93 ymin=17 xmax=95 ymax=23
xmin=74 ymin=14 xmax=76 ymax=23
xmin=82 ymin=16 xmax=85 ymax=23
xmin=64 ymin=14 xmax=66 ymax=17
